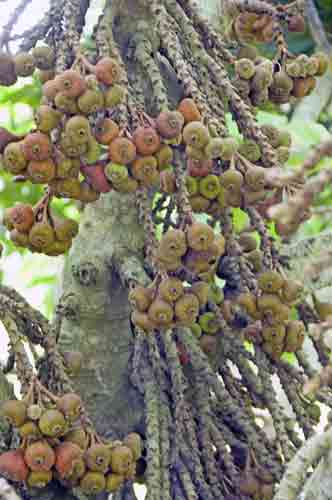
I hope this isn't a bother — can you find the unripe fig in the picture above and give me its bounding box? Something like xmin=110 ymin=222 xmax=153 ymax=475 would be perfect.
xmin=148 ymin=299 xmax=174 ymax=327
xmin=78 ymin=180 xmax=101 ymax=202
xmin=104 ymin=84 xmax=125 ymax=107
xmin=38 ymin=409 xmax=67 ymax=437
xmin=2 ymin=399 xmax=27 ymax=426
xmin=86 ymin=443 xmax=112 ymax=473
xmin=27 ymin=470 xmax=52 ymax=488
xmin=187 ymin=222 xmax=215 ymax=251
xmin=110 ymin=446 xmax=134 ymax=475
xmin=235 ymin=58 xmax=255 ymax=79
xmin=55 ymin=92 xmax=79 ymax=114
xmin=65 ymin=115 xmax=91 ymax=146
xmin=29 ymin=222 xmax=55 ymax=251
xmin=14 ymin=52 xmax=35 ymax=77
xmin=182 ymin=121 xmax=209 ymax=149
xmin=32 ymin=46 xmax=55 ymax=70
xmin=80 ymin=471 xmax=106 ymax=495
xmin=62 ymin=350 xmax=83 ymax=375
xmin=53 ymin=216 xmax=79 ymax=242
xmin=106 ymin=473 xmax=125 ymax=492
xmin=56 ymin=393 xmax=82 ymax=422
xmin=78 ymin=89 xmax=104 ymax=114
xmin=35 ymin=105 xmax=61 ymax=133
xmin=3 ymin=141 xmax=27 ymax=173
xmin=10 ymin=229 xmax=29 ymax=247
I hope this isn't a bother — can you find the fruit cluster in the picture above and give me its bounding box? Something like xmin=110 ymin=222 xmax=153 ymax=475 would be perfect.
xmin=237 ymin=271 xmax=305 ymax=359
xmin=233 ymin=51 xmax=328 ymax=107
xmin=130 ymin=277 xmax=212 ymax=332
xmin=0 ymin=46 xmax=55 ymax=87
xmin=155 ymin=107 xmax=294 ymax=216
xmin=3 ymin=200 xmax=79 ymax=255
xmin=231 ymin=10 xmax=305 ymax=45
xmin=155 ymin=223 xmax=225 ymax=278
xmin=0 ymin=383 xmax=142 ymax=495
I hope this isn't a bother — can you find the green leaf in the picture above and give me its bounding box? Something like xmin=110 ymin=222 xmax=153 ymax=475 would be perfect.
xmin=27 ymin=275 xmax=57 ymax=288
xmin=281 ymin=352 xmax=297 ymax=364
xmin=232 ymin=208 xmax=249 ymax=232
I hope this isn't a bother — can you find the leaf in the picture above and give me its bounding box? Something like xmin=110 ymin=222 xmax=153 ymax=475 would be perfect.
xmin=281 ymin=352 xmax=297 ymax=364
xmin=27 ymin=275 xmax=57 ymax=288
xmin=232 ymin=208 xmax=249 ymax=232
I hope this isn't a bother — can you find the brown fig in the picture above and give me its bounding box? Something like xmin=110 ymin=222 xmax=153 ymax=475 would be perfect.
xmin=56 ymin=70 xmax=87 ymax=98
xmin=24 ymin=440 xmax=56 ymax=472
xmin=23 ymin=132 xmax=52 ymax=161
xmin=109 ymin=137 xmax=136 ymax=165
xmin=175 ymin=293 xmax=200 ymax=325
xmin=148 ymin=298 xmax=174 ymax=327
xmin=0 ymin=449 xmax=28 ymax=482
xmin=129 ymin=286 xmax=153 ymax=312
xmin=28 ymin=158 xmax=56 ymax=183
xmin=55 ymin=442 xmax=83 ymax=479
xmin=132 ymin=126 xmax=161 ymax=155
xmin=178 ymin=98 xmax=201 ymax=123
xmin=6 ymin=204 xmax=34 ymax=233
xmin=156 ymin=111 xmax=184 ymax=139
xmin=95 ymin=57 xmax=121 ymax=85
xmin=186 ymin=222 xmax=215 ymax=252
xmin=95 ymin=118 xmax=119 ymax=145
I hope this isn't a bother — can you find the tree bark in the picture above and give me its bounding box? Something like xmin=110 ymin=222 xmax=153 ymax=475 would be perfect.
xmin=58 ymin=191 xmax=148 ymax=439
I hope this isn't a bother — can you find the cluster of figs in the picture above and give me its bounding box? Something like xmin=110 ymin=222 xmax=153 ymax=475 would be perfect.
xmin=228 ymin=8 xmax=329 ymax=107
xmin=238 ymin=270 xmax=306 ymax=359
xmin=130 ymin=222 xmax=225 ymax=332
xmin=0 ymin=380 xmax=143 ymax=495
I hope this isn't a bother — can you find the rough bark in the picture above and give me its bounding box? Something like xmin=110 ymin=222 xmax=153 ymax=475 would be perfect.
xmin=58 ymin=191 xmax=148 ymax=439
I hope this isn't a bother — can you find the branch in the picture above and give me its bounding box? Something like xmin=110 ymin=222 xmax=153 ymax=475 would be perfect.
xmin=0 ymin=0 xmax=33 ymax=50
xmin=0 ymin=284 xmax=50 ymax=345
xmin=274 ymin=428 xmax=332 ymax=500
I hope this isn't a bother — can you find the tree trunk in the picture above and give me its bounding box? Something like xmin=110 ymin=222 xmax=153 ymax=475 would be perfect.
xmin=58 ymin=191 xmax=147 ymax=439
